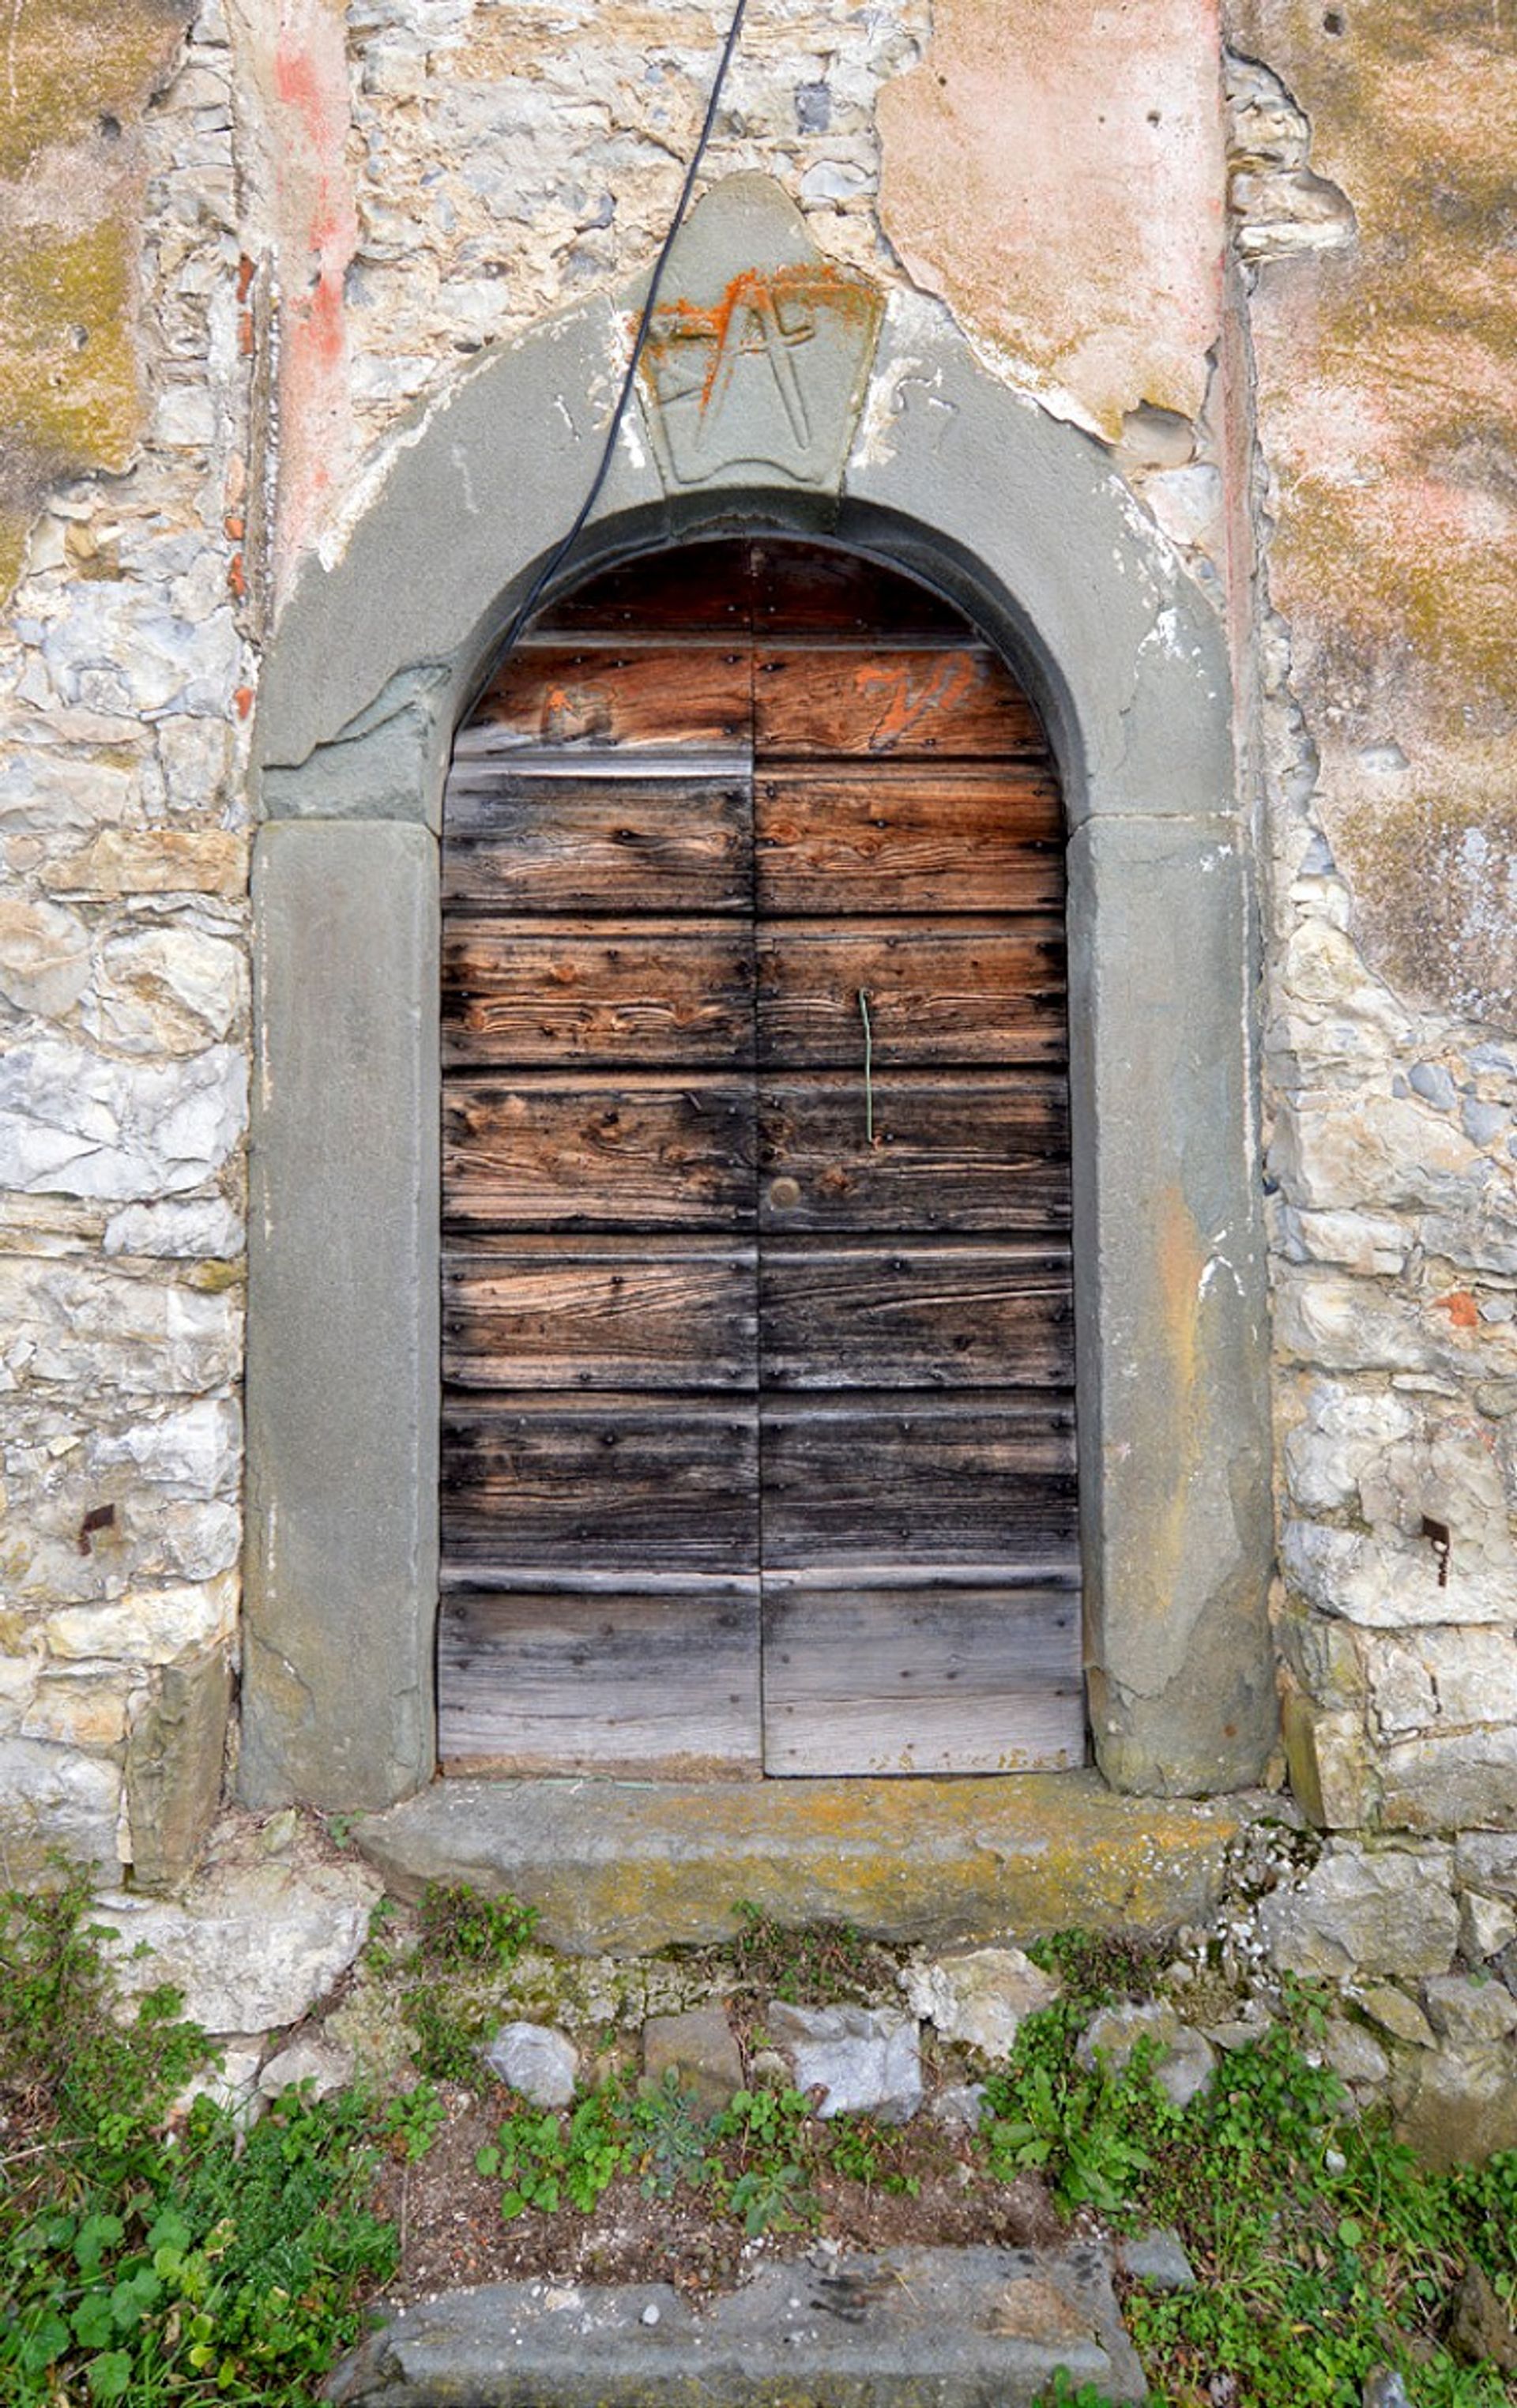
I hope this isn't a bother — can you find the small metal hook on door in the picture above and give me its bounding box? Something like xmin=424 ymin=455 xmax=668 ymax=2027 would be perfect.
xmin=857 ymin=988 xmax=875 ymax=1146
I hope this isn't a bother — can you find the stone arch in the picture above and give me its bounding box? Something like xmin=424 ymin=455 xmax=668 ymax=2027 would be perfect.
xmin=243 ymin=179 xmax=1274 ymax=1812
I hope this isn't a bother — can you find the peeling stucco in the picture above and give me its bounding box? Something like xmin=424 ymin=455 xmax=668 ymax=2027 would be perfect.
xmin=1235 ymin=0 xmax=1517 ymax=1026
xmin=878 ymin=0 xmax=1227 ymax=441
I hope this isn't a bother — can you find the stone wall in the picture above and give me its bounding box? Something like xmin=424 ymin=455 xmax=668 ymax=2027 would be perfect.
xmin=1 ymin=0 xmax=1515 ymax=1937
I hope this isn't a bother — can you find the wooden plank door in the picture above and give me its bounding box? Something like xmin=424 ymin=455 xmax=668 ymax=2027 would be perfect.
xmin=437 ymin=607 xmax=765 ymax=1776
xmin=749 ymin=545 xmax=1081 ymax=1773
xmin=438 ymin=540 xmax=1083 ymax=1778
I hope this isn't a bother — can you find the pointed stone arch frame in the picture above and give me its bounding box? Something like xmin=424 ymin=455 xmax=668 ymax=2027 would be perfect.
xmin=243 ymin=201 xmax=1275 ymax=1812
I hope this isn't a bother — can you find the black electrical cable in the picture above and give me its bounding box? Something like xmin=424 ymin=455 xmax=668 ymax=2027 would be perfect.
xmin=491 ymin=0 xmax=751 ymax=663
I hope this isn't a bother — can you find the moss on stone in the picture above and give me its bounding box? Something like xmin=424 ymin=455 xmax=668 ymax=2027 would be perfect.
xmin=0 ymin=219 xmax=141 ymax=471
xmin=0 ymin=0 xmax=191 ymax=179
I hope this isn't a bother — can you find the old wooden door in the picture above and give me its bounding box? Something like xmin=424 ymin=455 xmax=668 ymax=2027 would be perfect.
xmin=439 ymin=541 xmax=1081 ymax=1777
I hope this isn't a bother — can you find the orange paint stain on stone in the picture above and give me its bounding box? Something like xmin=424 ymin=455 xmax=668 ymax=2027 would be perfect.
xmin=1436 ymin=1291 xmax=1481 ymax=1330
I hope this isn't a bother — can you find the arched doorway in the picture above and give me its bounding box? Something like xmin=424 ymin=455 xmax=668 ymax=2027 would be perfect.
xmin=436 ymin=538 xmax=1082 ymax=1777
xmin=243 ymin=179 xmax=1276 ymax=1815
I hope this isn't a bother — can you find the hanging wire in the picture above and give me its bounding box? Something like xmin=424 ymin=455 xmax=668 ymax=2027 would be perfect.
xmin=490 ymin=0 xmax=751 ymax=664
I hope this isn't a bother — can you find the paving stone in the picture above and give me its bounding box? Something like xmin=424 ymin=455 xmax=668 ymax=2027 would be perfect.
xmin=642 ymin=2007 xmax=743 ymax=2113
xmin=481 ymin=2022 xmax=578 ymax=2108
xmin=325 ymin=2244 xmax=1146 ymax=2406
xmin=768 ymin=2002 xmax=923 ymax=2124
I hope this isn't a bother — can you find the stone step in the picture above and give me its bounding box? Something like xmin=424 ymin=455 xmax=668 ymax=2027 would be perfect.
xmin=325 ymin=2245 xmax=1147 ymax=2406
xmin=354 ymin=1771 xmax=1242 ymax=1955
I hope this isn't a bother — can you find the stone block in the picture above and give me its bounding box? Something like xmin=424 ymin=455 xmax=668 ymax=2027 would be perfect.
xmin=0 ymin=1042 xmax=246 ymax=1200
xmin=102 ymin=1846 xmax=382 ymax=2032
xmin=642 ymin=2007 xmax=743 ymax=2113
xmin=1462 ymin=1889 xmax=1517 ymax=1960
xmin=124 ymin=1644 xmax=232 ymax=1892
xmin=1425 ymin=1976 xmax=1517 ymax=2047
xmin=480 ymin=2022 xmax=580 ymax=2108
xmin=0 ymin=1736 xmax=121 ymax=1880
xmin=1380 ymin=1729 xmax=1517 ymax=1834
xmin=242 ymin=819 xmax=437 ymax=1812
xmin=768 ymin=2001 xmax=923 ymax=2124
xmin=1394 ymin=2044 xmax=1517 ymax=2171
xmin=1260 ymin=1844 xmax=1459 ymax=1981
xmin=900 ymin=1946 xmax=1060 ymax=2060
xmin=259 ymin=2034 xmax=356 ymax=2101
xmin=1068 ymin=814 xmax=1275 ymax=1794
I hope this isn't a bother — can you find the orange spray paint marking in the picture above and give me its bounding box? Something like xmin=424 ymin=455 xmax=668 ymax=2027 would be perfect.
xmin=853 ymin=651 xmax=981 ymax=751
xmin=1436 ymin=1290 xmax=1480 ymax=1329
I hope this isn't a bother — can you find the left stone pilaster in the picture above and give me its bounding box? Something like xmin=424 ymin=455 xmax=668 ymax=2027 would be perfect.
xmin=243 ymin=820 xmax=439 ymax=1810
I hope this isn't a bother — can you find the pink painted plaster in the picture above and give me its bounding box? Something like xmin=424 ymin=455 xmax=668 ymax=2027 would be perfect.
xmin=878 ymin=0 xmax=1226 ymax=439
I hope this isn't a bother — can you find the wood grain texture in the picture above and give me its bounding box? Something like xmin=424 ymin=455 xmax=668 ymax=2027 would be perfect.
xmin=442 ymin=920 xmax=756 ymax=1067
xmin=755 ymin=771 xmax=1063 ymax=914
xmin=759 ymin=1244 xmax=1073 ymax=1389
xmin=443 ymin=774 xmax=752 ymax=915
xmin=762 ymin=1586 xmax=1084 ymax=1774
xmin=756 ymin=918 xmax=1067 ymax=1067
xmin=442 ymin=1397 xmax=758 ymax=1570
xmin=443 ymin=1240 xmax=757 ymax=1390
xmin=760 ymin=1394 xmax=1078 ymax=1568
xmin=458 ymin=645 xmax=751 ymax=753
xmin=755 ymin=648 xmax=1044 ymax=757
xmin=439 ymin=1586 xmax=762 ymax=1777
xmin=758 ymin=1072 xmax=1071 ymax=1232
xmin=443 ymin=1076 xmax=756 ymax=1231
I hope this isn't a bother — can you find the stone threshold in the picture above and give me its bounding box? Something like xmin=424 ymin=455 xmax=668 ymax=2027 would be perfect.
xmin=325 ymin=2244 xmax=1147 ymax=2406
xmin=353 ymin=1772 xmax=1246 ymax=1955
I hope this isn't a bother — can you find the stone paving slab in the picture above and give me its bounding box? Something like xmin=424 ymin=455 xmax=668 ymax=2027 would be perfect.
xmin=355 ymin=1773 xmax=1242 ymax=1955
xmin=326 ymin=2244 xmax=1146 ymax=2406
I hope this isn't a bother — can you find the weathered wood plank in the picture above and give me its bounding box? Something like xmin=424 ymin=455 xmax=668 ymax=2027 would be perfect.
xmin=530 ymin=541 xmax=757 ymax=635
xmin=758 ymin=1072 xmax=1071 ymax=1232
xmin=442 ymin=920 xmax=756 ymax=1068
xmin=749 ymin=544 xmax=970 ymax=641
xmin=760 ymin=1244 xmax=1073 ymax=1389
xmin=457 ymin=645 xmax=752 ymax=754
xmin=760 ymin=1394 xmax=1078 ymax=1567
xmin=443 ymin=1240 xmax=757 ymax=1389
xmin=755 ymin=648 xmax=1044 ymax=757
xmin=442 ymin=1398 xmax=759 ymax=1570
xmin=444 ymin=1076 xmax=757 ymax=1231
xmin=439 ymin=1586 xmax=762 ymax=1778
xmin=761 ymin=1586 xmax=1084 ymax=1774
xmin=755 ymin=771 xmax=1063 ymax=914
xmin=443 ymin=774 xmax=753 ymax=916
xmin=756 ymin=918 xmax=1066 ymax=1067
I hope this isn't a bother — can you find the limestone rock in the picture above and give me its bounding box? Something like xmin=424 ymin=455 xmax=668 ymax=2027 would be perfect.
xmin=0 ymin=1738 xmax=121 ymax=1881
xmin=259 ymin=2034 xmax=356 ymax=2101
xmin=1394 ymin=2044 xmax=1517 ymax=2170
xmin=900 ymin=1945 xmax=1060 ymax=2060
xmin=1321 ymin=2019 xmax=1391 ymax=2087
xmin=929 ymin=2082 xmax=986 ymax=2131
xmin=0 ymin=897 xmax=90 ymax=1015
xmin=171 ymin=2037 xmax=265 ymax=2129
xmin=1116 ymin=2229 xmax=1196 ymax=2293
xmin=768 ymin=2001 xmax=923 ymax=2124
xmin=482 ymin=2022 xmax=579 ymax=2108
xmin=1462 ymin=1888 xmax=1517 ymax=1961
xmin=642 ymin=2008 xmax=743 ymax=2114
xmin=1354 ymin=1984 xmax=1437 ymax=2050
xmin=1448 ymin=2263 xmax=1517 ymax=2371
xmin=1456 ymin=1834 xmax=1517 ymax=1903
xmin=1424 ymin=1974 xmax=1517 ymax=2046
xmin=102 ymin=1846 xmax=381 ymax=2031
xmin=0 ymin=1040 xmax=246 ymax=1199
xmin=1077 ymin=2001 xmax=1214 ymax=2108
xmin=1259 ymin=1844 xmax=1459 ymax=1981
